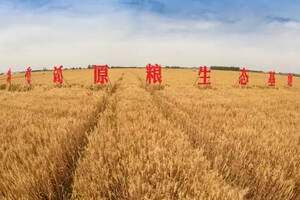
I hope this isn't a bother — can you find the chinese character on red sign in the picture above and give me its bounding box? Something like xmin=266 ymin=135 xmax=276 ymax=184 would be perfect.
xmin=269 ymin=71 xmax=276 ymax=86
xmin=94 ymin=65 xmax=109 ymax=84
xmin=288 ymin=73 xmax=293 ymax=87
xmin=198 ymin=66 xmax=211 ymax=85
xmin=53 ymin=65 xmax=63 ymax=85
xmin=25 ymin=67 xmax=32 ymax=85
xmin=239 ymin=68 xmax=249 ymax=86
xmin=146 ymin=64 xmax=162 ymax=84
xmin=7 ymin=68 xmax=11 ymax=85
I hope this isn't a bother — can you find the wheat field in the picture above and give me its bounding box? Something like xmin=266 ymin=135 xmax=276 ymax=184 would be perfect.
xmin=0 ymin=68 xmax=299 ymax=200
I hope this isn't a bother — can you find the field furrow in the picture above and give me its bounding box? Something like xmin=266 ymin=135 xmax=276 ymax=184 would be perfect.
xmin=72 ymin=72 xmax=246 ymax=199
xmin=0 ymin=70 xmax=123 ymax=200
xmin=0 ymin=88 xmax=105 ymax=199
xmin=138 ymin=69 xmax=300 ymax=200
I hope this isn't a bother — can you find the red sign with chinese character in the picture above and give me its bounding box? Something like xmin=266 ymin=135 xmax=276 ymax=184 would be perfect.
xmin=269 ymin=71 xmax=275 ymax=86
xmin=7 ymin=68 xmax=11 ymax=85
xmin=288 ymin=73 xmax=293 ymax=87
xmin=25 ymin=67 xmax=32 ymax=85
xmin=239 ymin=68 xmax=249 ymax=85
xmin=146 ymin=64 xmax=162 ymax=84
xmin=198 ymin=66 xmax=211 ymax=85
xmin=53 ymin=65 xmax=63 ymax=85
xmin=94 ymin=65 xmax=109 ymax=84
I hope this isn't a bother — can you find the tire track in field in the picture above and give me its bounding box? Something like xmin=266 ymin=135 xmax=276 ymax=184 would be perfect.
xmin=48 ymin=75 xmax=123 ymax=200
xmin=151 ymin=91 xmax=298 ymax=200
xmin=140 ymin=83 xmax=249 ymax=198
xmin=137 ymin=75 xmax=204 ymax=150
xmin=139 ymin=76 xmax=297 ymax=200
xmin=71 ymin=73 xmax=246 ymax=199
xmin=135 ymin=75 xmax=247 ymax=196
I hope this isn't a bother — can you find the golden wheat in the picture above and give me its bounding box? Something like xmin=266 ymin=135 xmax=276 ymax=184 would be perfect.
xmin=0 ymin=68 xmax=299 ymax=200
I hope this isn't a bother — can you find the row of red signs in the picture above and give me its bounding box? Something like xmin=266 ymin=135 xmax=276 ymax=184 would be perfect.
xmin=146 ymin=65 xmax=293 ymax=87
xmin=6 ymin=65 xmax=109 ymax=86
xmin=7 ymin=66 xmax=64 ymax=85
xmin=5 ymin=64 xmax=294 ymax=87
xmin=198 ymin=66 xmax=293 ymax=87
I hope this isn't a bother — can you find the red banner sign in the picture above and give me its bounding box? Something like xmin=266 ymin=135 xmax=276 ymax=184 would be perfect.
xmin=7 ymin=68 xmax=11 ymax=85
xmin=288 ymin=73 xmax=293 ymax=87
xmin=25 ymin=67 xmax=32 ymax=85
xmin=239 ymin=68 xmax=249 ymax=86
xmin=198 ymin=66 xmax=211 ymax=85
xmin=94 ymin=65 xmax=109 ymax=84
xmin=146 ymin=64 xmax=162 ymax=84
xmin=53 ymin=65 xmax=63 ymax=85
xmin=269 ymin=71 xmax=275 ymax=86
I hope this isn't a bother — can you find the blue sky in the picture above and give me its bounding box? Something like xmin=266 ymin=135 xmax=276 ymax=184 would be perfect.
xmin=0 ymin=0 xmax=300 ymax=73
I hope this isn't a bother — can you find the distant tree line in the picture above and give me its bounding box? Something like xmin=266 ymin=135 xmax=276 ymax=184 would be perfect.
xmin=110 ymin=66 xmax=139 ymax=68
xmin=165 ymin=66 xmax=182 ymax=69
xmin=249 ymin=70 xmax=264 ymax=73
xmin=210 ymin=66 xmax=240 ymax=71
xmin=279 ymin=72 xmax=300 ymax=77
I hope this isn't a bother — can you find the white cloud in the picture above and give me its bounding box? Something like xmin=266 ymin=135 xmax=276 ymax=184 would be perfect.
xmin=0 ymin=1 xmax=299 ymax=74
